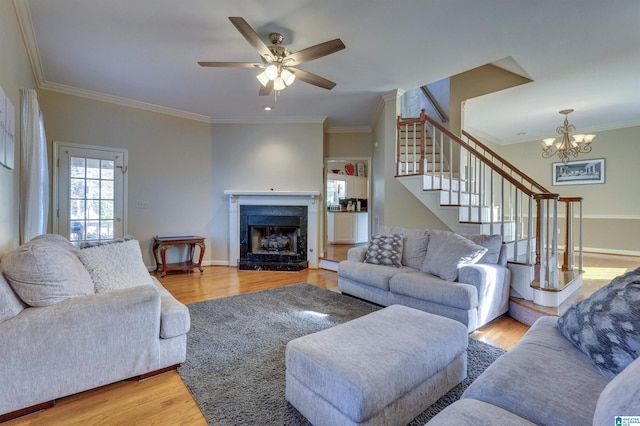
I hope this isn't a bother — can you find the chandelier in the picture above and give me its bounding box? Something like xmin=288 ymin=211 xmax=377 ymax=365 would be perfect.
xmin=541 ymin=109 xmax=595 ymax=163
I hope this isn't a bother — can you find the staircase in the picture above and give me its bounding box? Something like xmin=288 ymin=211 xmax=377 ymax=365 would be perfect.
xmin=397 ymin=110 xmax=584 ymax=310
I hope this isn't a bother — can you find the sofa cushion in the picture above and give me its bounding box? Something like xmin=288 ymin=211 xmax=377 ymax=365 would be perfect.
xmin=79 ymin=239 xmax=153 ymax=293
xmin=380 ymin=226 xmax=429 ymax=269
xmin=338 ymin=260 xmax=411 ymax=291
xmin=389 ymin=272 xmax=478 ymax=310
xmin=593 ymin=356 xmax=640 ymax=425
xmin=1 ymin=241 xmax=95 ymax=307
xmin=458 ymin=233 xmax=502 ymax=264
xmin=557 ymin=267 xmax=640 ymax=378
xmin=420 ymin=230 xmax=487 ymax=281
xmin=463 ymin=316 xmax=610 ymax=426
xmin=364 ymin=233 xmax=404 ymax=268
xmin=0 ymin=274 xmax=25 ymax=323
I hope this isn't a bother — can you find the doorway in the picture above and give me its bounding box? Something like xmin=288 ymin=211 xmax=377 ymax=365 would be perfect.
xmin=53 ymin=142 xmax=128 ymax=246
xmin=323 ymin=157 xmax=370 ymax=262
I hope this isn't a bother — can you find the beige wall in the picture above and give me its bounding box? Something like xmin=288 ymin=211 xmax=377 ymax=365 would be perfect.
xmin=499 ymin=125 xmax=640 ymax=253
xmin=324 ymin=131 xmax=372 ymax=158
xmin=0 ymin=2 xmax=37 ymax=255
xmin=39 ymin=90 xmax=325 ymax=266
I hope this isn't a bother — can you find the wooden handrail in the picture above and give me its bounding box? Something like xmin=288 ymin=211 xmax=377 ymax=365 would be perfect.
xmin=420 ymin=86 xmax=448 ymax=123
xmin=415 ymin=111 xmax=537 ymax=196
xmin=462 ymin=130 xmax=551 ymax=194
xmin=396 ymin=109 xmax=584 ymax=285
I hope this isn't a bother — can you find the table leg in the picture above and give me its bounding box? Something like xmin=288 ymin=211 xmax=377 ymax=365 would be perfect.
xmin=195 ymin=242 xmax=205 ymax=273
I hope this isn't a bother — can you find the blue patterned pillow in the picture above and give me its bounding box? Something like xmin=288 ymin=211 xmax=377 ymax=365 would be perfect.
xmin=364 ymin=234 xmax=404 ymax=268
xmin=557 ymin=267 xmax=640 ymax=378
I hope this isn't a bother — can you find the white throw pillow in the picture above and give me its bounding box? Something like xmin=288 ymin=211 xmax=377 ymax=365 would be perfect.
xmin=79 ymin=239 xmax=153 ymax=293
xmin=1 ymin=242 xmax=95 ymax=307
xmin=421 ymin=229 xmax=487 ymax=281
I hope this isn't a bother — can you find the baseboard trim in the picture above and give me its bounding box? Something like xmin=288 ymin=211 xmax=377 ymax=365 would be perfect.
xmin=583 ymin=247 xmax=640 ymax=257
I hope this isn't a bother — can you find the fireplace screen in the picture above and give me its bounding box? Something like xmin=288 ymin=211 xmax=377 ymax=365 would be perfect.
xmin=239 ymin=205 xmax=308 ymax=271
xmin=249 ymin=224 xmax=299 ymax=255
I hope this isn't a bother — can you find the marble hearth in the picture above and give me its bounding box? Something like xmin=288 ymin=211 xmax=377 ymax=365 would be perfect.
xmin=224 ymin=190 xmax=320 ymax=269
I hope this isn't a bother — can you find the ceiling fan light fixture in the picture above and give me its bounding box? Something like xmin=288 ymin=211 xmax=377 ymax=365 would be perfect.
xmin=265 ymin=64 xmax=279 ymax=80
xmin=256 ymin=70 xmax=270 ymax=87
xmin=280 ymin=68 xmax=295 ymax=86
xmin=273 ymin=76 xmax=286 ymax=91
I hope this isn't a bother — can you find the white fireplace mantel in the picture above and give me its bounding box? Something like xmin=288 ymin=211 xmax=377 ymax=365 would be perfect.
xmin=224 ymin=190 xmax=321 ymax=268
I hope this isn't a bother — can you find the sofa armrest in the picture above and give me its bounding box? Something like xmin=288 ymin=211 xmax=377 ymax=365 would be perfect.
xmin=459 ymin=263 xmax=508 ymax=288
xmin=347 ymin=246 xmax=368 ymax=262
xmin=458 ymin=263 xmax=511 ymax=324
xmin=151 ymin=277 xmax=190 ymax=338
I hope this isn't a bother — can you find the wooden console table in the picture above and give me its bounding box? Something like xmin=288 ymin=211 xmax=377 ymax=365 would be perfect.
xmin=153 ymin=236 xmax=205 ymax=277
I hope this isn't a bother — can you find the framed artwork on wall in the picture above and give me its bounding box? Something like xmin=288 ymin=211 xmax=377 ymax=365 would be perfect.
xmin=552 ymin=158 xmax=605 ymax=186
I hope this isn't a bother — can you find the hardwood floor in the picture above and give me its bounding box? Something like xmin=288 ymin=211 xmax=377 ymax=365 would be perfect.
xmin=6 ymin=251 xmax=638 ymax=425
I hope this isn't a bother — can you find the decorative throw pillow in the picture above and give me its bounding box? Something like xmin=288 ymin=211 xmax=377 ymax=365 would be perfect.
xmin=364 ymin=234 xmax=404 ymax=268
xmin=458 ymin=233 xmax=503 ymax=264
xmin=557 ymin=267 xmax=640 ymax=378
xmin=30 ymin=233 xmax=80 ymax=254
xmin=421 ymin=229 xmax=487 ymax=281
xmin=1 ymin=242 xmax=95 ymax=307
xmin=79 ymin=239 xmax=153 ymax=293
xmin=380 ymin=226 xmax=429 ymax=270
xmin=79 ymin=235 xmax=134 ymax=249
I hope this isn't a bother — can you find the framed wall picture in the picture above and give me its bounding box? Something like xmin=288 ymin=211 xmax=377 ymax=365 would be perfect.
xmin=552 ymin=158 xmax=605 ymax=186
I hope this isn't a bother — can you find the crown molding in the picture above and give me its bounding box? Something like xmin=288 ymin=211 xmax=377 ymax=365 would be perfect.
xmin=211 ymin=116 xmax=327 ymax=124
xmin=14 ymin=0 xmax=45 ymax=87
xmin=40 ymin=81 xmax=213 ymax=123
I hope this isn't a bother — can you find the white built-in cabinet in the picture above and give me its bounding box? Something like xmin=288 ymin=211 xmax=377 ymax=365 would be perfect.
xmin=327 ymin=212 xmax=368 ymax=244
xmin=327 ymin=173 xmax=367 ymax=199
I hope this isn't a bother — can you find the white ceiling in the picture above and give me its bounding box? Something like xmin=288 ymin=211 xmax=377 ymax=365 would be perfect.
xmin=17 ymin=0 xmax=640 ymax=143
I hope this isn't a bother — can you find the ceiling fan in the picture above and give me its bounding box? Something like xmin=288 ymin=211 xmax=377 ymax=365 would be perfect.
xmin=198 ymin=17 xmax=345 ymax=96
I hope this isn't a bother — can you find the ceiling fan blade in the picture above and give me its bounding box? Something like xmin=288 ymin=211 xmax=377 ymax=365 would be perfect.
xmin=198 ymin=61 xmax=262 ymax=68
xmin=289 ymin=68 xmax=337 ymax=90
xmin=228 ymin=17 xmax=275 ymax=61
xmin=259 ymin=80 xmax=273 ymax=96
xmin=286 ymin=39 xmax=345 ymax=65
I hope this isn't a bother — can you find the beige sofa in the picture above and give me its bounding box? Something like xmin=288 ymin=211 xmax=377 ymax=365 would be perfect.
xmin=0 ymin=235 xmax=190 ymax=421
xmin=338 ymin=227 xmax=511 ymax=332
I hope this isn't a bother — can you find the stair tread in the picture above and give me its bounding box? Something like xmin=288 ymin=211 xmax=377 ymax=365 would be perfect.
xmin=531 ymin=268 xmax=583 ymax=292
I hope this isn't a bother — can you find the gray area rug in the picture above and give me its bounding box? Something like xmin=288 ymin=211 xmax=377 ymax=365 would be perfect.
xmin=178 ymin=283 xmax=506 ymax=425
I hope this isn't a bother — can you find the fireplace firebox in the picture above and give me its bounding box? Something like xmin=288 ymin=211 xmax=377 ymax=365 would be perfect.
xmin=238 ymin=205 xmax=308 ymax=270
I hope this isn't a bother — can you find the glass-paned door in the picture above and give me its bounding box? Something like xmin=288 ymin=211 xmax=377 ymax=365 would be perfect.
xmin=55 ymin=143 xmax=127 ymax=246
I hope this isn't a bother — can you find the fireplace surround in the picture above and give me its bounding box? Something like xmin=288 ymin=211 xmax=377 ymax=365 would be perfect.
xmin=224 ymin=190 xmax=320 ymax=270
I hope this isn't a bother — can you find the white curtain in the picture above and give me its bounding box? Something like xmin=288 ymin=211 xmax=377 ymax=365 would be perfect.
xmin=20 ymin=88 xmax=49 ymax=243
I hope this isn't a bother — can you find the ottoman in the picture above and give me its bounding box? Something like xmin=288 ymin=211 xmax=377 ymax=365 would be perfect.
xmin=285 ymin=304 xmax=468 ymax=426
